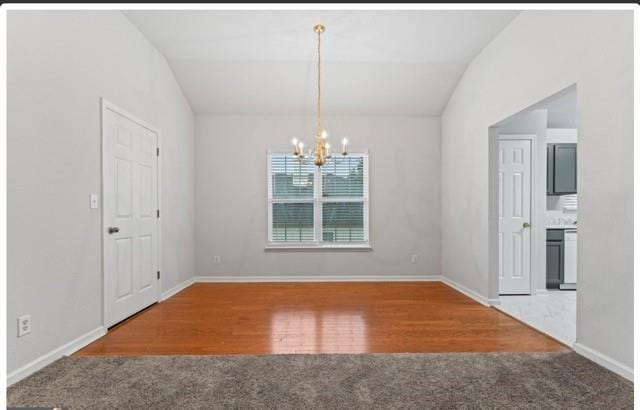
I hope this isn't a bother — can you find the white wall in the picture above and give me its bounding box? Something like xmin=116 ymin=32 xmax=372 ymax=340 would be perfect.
xmin=441 ymin=11 xmax=633 ymax=373
xmin=546 ymin=128 xmax=577 ymax=144
xmin=7 ymin=11 xmax=195 ymax=375
xmin=195 ymin=115 xmax=440 ymax=278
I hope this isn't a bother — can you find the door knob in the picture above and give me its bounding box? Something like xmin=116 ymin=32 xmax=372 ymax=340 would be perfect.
xmin=522 ymin=222 xmax=531 ymax=228
xmin=108 ymin=227 xmax=120 ymax=234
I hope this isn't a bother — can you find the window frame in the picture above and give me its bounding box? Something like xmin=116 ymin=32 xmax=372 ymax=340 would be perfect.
xmin=266 ymin=150 xmax=370 ymax=250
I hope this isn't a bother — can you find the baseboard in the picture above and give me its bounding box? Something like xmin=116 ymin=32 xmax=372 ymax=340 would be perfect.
xmin=7 ymin=326 xmax=106 ymax=386
xmin=194 ymin=275 xmax=442 ymax=283
xmin=573 ymin=342 xmax=633 ymax=381
xmin=161 ymin=277 xmax=196 ymax=301
xmin=440 ymin=276 xmax=490 ymax=306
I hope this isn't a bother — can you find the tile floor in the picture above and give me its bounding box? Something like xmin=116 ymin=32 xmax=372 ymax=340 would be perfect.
xmin=495 ymin=291 xmax=576 ymax=346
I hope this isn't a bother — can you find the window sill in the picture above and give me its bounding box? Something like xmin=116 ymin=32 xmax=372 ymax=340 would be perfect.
xmin=265 ymin=243 xmax=372 ymax=251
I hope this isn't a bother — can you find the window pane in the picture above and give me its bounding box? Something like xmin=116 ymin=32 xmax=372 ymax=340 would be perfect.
xmin=322 ymin=156 xmax=364 ymax=197
xmin=272 ymin=203 xmax=314 ymax=242
xmin=322 ymin=202 xmax=364 ymax=242
xmin=272 ymin=155 xmax=314 ymax=198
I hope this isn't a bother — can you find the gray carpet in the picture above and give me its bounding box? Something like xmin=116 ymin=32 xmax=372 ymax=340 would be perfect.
xmin=8 ymin=352 xmax=632 ymax=409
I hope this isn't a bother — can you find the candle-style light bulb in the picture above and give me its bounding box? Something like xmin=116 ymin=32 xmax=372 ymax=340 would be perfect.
xmin=341 ymin=138 xmax=348 ymax=156
xmin=321 ymin=130 xmax=328 ymax=139
xmin=292 ymin=138 xmax=299 ymax=156
xmin=298 ymin=142 xmax=304 ymax=157
xmin=325 ymin=143 xmax=331 ymax=158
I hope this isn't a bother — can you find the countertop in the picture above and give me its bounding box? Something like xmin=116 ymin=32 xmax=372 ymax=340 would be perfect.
xmin=546 ymin=225 xmax=578 ymax=230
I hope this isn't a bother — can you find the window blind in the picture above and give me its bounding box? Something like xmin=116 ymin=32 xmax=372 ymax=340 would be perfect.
xmin=268 ymin=152 xmax=369 ymax=246
xmin=272 ymin=203 xmax=315 ymax=242
xmin=322 ymin=202 xmax=365 ymax=242
xmin=271 ymin=155 xmax=314 ymax=198
xmin=322 ymin=156 xmax=365 ymax=197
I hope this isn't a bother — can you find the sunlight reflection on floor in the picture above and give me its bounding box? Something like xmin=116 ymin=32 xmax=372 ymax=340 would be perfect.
xmin=270 ymin=310 xmax=367 ymax=353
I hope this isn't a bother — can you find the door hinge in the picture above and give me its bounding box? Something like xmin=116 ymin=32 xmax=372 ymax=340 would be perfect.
xmin=156 ymin=147 xmax=160 ymax=157
xmin=157 ymin=209 xmax=160 ymax=218
xmin=157 ymin=271 xmax=160 ymax=280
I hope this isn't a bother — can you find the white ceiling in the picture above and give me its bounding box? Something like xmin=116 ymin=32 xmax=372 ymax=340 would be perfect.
xmin=124 ymin=11 xmax=519 ymax=116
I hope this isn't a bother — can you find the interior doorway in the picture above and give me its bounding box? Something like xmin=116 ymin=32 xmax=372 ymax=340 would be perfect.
xmin=498 ymin=135 xmax=534 ymax=295
xmin=101 ymin=100 xmax=161 ymax=328
xmin=489 ymin=85 xmax=578 ymax=346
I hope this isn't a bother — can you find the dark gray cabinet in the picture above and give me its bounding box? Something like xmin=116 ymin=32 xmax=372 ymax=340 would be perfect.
xmin=547 ymin=143 xmax=577 ymax=195
xmin=547 ymin=145 xmax=554 ymax=194
xmin=546 ymin=229 xmax=564 ymax=289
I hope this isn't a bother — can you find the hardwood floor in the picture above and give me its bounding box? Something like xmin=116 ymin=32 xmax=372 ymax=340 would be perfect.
xmin=76 ymin=282 xmax=567 ymax=355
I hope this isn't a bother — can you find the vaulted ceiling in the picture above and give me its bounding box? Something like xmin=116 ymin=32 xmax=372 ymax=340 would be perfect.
xmin=124 ymin=10 xmax=519 ymax=116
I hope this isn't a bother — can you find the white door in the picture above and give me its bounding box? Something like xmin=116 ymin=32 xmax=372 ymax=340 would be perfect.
xmin=102 ymin=102 xmax=159 ymax=327
xmin=498 ymin=138 xmax=532 ymax=294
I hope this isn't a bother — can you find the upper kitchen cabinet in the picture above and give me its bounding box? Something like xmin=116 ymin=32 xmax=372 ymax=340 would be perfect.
xmin=547 ymin=143 xmax=577 ymax=195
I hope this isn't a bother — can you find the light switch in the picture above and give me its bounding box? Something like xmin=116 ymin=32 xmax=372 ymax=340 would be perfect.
xmin=90 ymin=194 xmax=99 ymax=209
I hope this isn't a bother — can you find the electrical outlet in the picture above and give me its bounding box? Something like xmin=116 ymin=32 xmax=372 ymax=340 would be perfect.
xmin=214 ymin=256 xmax=221 ymax=264
xmin=18 ymin=314 xmax=31 ymax=337
xmin=411 ymin=254 xmax=418 ymax=264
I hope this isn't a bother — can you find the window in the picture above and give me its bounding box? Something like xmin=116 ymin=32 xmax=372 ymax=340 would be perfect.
xmin=267 ymin=152 xmax=369 ymax=248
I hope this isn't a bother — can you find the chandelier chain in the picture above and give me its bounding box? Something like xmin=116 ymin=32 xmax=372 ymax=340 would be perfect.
xmin=316 ymin=28 xmax=321 ymax=137
xmin=289 ymin=24 xmax=346 ymax=166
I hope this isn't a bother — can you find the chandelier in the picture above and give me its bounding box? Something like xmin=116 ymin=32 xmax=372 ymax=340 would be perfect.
xmin=291 ymin=24 xmax=348 ymax=167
